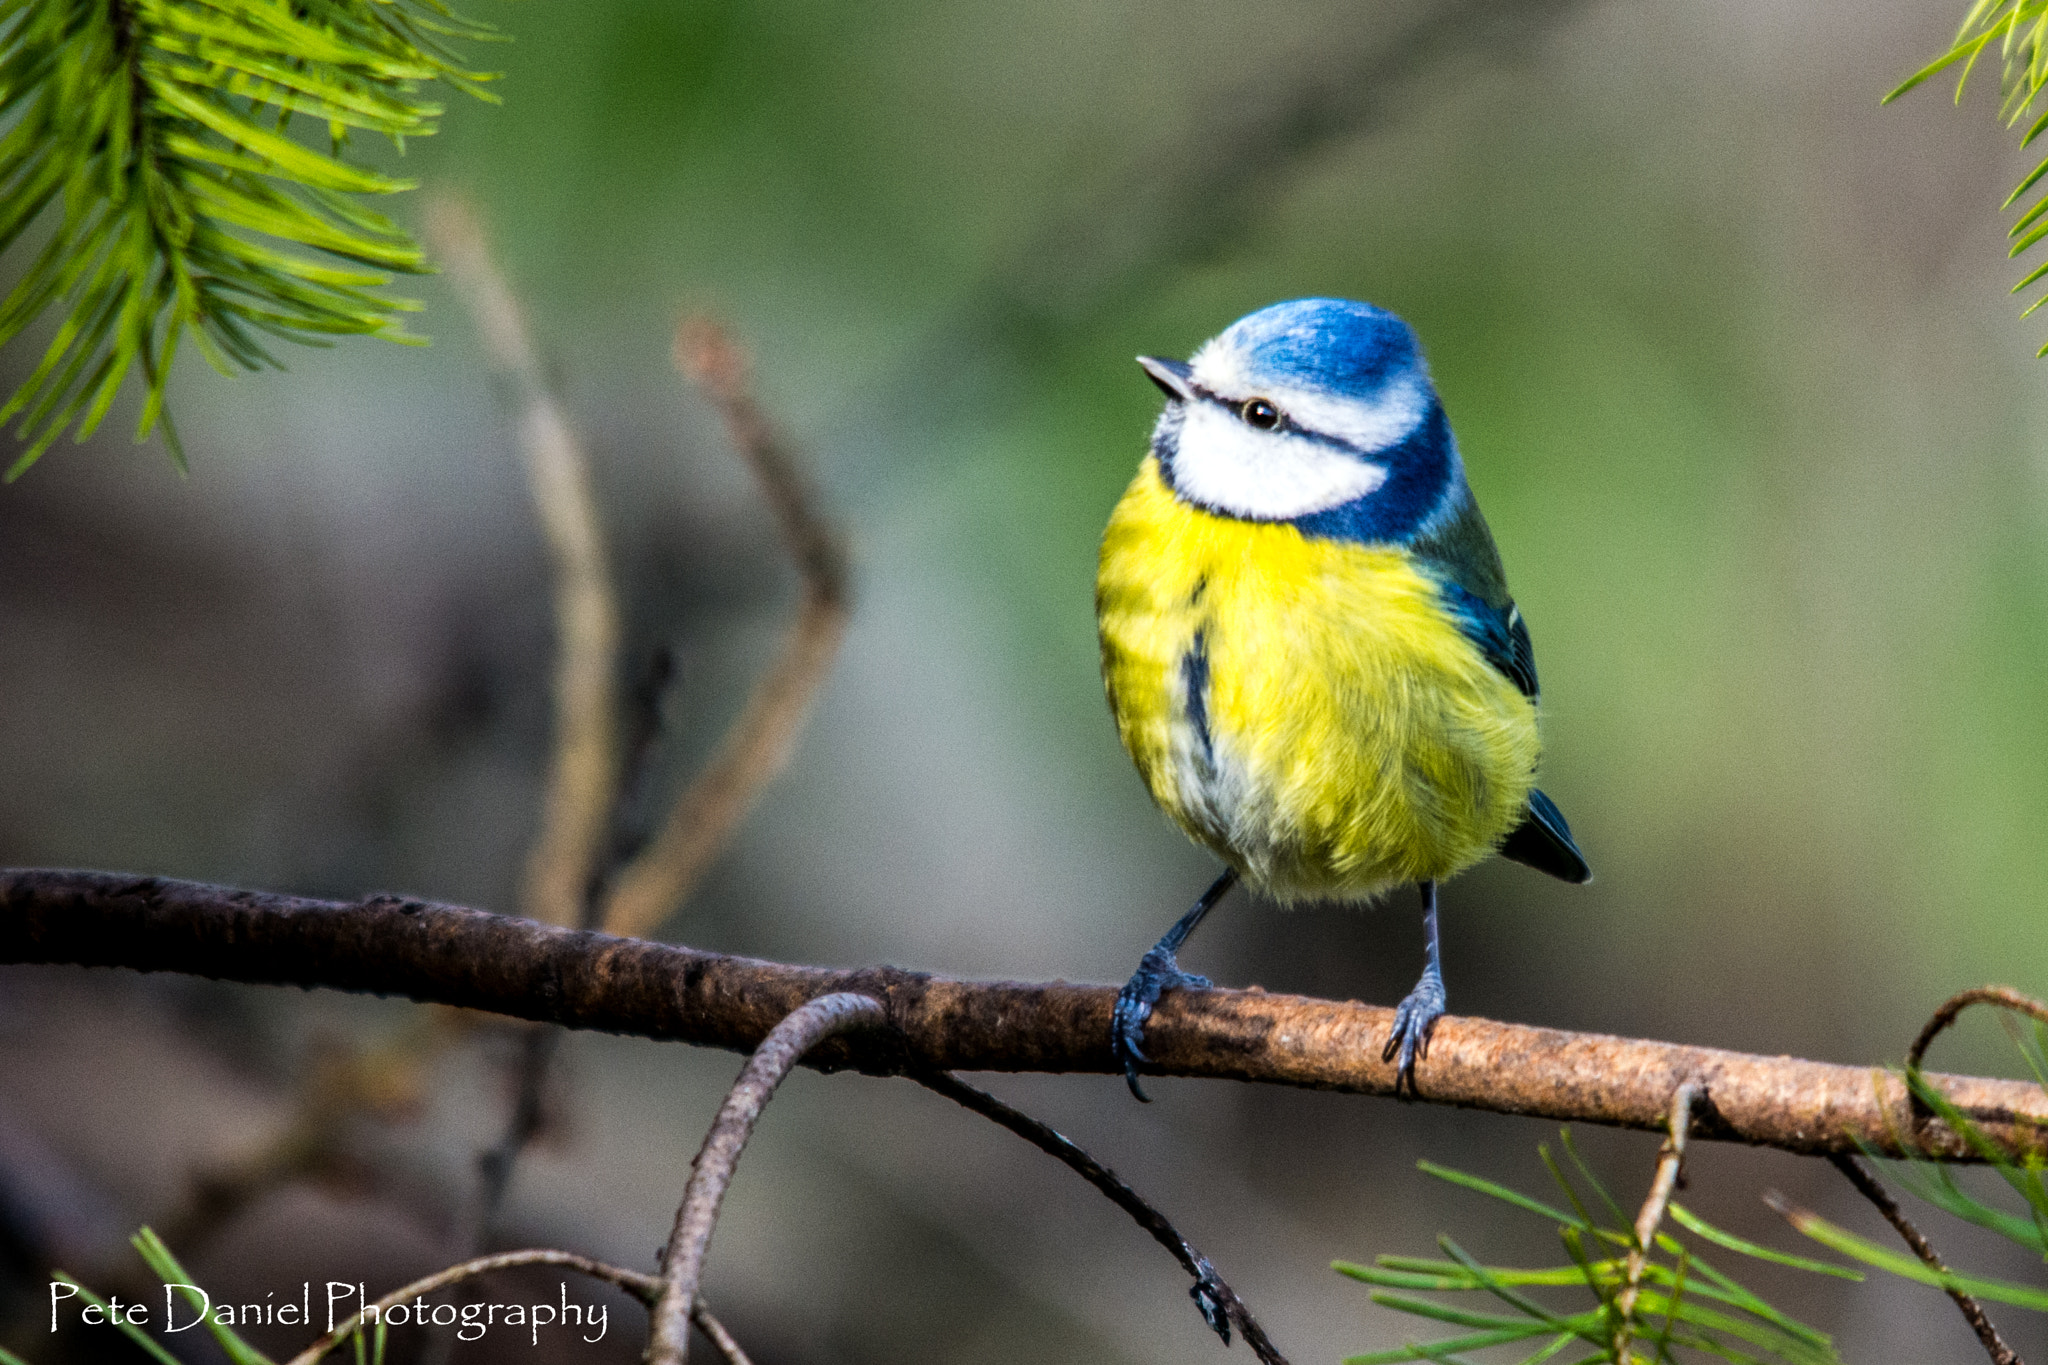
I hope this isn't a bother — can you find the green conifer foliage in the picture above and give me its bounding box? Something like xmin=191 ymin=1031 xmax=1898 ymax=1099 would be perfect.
xmin=0 ymin=0 xmax=497 ymax=476
xmin=1893 ymin=0 xmax=2048 ymax=353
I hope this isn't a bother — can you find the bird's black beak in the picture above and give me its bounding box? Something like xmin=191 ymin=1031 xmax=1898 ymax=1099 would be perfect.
xmin=1137 ymin=356 xmax=1195 ymax=401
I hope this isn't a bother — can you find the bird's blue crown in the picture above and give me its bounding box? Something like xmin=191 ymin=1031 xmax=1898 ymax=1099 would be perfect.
xmin=1144 ymin=297 xmax=1466 ymax=546
xmin=1210 ymin=297 xmax=1422 ymax=400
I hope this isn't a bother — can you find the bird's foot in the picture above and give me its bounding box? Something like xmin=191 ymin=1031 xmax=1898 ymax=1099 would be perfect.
xmin=1113 ymin=946 xmax=1212 ymax=1102
xmin=1381 ymin=974 xmax=1446 ymax=1098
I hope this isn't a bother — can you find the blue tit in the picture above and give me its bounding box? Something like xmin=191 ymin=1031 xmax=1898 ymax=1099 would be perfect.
xmin=1096 ymin=297 xmax=1590 ymax=1099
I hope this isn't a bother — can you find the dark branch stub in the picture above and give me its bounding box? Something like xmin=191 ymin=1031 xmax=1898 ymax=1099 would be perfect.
xmin=469 ymin=1022 xmax=561 ymax=1245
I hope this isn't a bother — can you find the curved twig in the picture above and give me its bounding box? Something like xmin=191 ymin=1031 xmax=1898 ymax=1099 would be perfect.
xmin=648 ymin=992 xmax=885 ymax=1365
xmin=1826 ymin=1154 xmax=2020 ymax=1365
xmin=914 ymin=1070 xmax=1288 ymax=1364
xmin=6 ymin=869 xmax=2048 ymax=1161
xmin=598 ymin=319 xmax=850 ymax=940
xmin=280 ymin=1247 xmax=749 ymax=1365
xmin=1907 ymin=986 xmax=2048 ymax=1072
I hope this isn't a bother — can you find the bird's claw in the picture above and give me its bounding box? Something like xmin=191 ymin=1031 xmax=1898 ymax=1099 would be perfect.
xmin=1113 ymin=948 xmax=1209 ymax=1102
xmin=1382 ymin=976 xmax=1446 ymax=1097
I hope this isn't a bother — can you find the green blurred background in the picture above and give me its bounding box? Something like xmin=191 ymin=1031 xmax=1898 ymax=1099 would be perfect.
xmin=6 ymin=0 xmax=2048 ymax=1359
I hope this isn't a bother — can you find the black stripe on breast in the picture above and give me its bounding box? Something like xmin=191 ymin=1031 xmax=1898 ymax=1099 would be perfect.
xmin=1180 ymin=630 xmax=1214 ymax=769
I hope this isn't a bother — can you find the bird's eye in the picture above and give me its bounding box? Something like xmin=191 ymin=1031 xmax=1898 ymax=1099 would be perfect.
xmin=1241 ymin=398 xmax=1281 ymax=430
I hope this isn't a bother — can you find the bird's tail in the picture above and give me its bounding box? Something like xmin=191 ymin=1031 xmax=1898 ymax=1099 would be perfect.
xmin=1498 ymin=787 xmax=1591 ymax=884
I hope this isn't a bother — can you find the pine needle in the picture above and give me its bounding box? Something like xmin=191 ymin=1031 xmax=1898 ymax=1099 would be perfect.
xmin=1890 ymin=0 xmax=2048 ymax=353
xmin=0 ymin=0 xmax=500 ymax=476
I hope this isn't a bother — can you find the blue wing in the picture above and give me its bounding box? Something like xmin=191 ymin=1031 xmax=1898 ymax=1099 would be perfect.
xmin=1437 ymin=580 xmax=1537 ymax=701
xmin=1432 ymin=574 xmax=1592 ymax=884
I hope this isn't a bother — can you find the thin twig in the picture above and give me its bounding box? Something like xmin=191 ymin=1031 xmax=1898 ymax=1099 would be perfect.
xmin=278 ymin=1246 xmax=749 ymax=1365
xmin=429 ymin=196 xmax=623 ymax=933
xmin=467 ymin=1022 xmax=561 ymax=1245
xmin=914 ymin=1070 xmax=1289 ymax=1364
xmin=584 ymin=645 xmax=680 ymax=928
xmin=10 ymin=870 xmax=2048 ymax=1160
xmin=1613 ymin=1082 xmax=1699 ymax=1362
xmin=1826 ymin=1153 xmax=2022 ymax=1365
xmin=164 ymin=183 xmax=644 ymax=1246
xmin=688 ymin=1301 xmax=758 ymax=1365
xmin=427 ymin=197 xmax=624 ymax=1318
xmin=674 ymin=318 xmax=848 ymax=619
xmin=1908 ymin=986 xmax=2048 ymax=1072
xmin=409 ymin=1022 xmax=561 ymax=1365
xmin=598 ymin=318 xmax=850 ymax=940
xmin=647 ymin=992 xmax=885 ymax=1365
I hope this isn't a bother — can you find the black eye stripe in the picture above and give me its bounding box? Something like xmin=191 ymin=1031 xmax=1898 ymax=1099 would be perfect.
xmin=1178 ymin=380 xmax=1377 ymax=458
xmin=1185 ymin=381 xmax=1296 ymax=434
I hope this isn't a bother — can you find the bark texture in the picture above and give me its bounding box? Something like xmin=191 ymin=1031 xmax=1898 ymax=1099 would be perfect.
xmin=2 ymin=868 xmax=2036 ymax=1161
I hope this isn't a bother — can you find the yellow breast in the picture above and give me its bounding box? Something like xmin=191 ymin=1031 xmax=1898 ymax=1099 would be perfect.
xmin=1096 ymin=457 xmax=1540 ymax=901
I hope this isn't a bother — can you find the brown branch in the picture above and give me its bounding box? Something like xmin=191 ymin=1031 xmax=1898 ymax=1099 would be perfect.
xmin=428 ymin=196 xmax=624 ymax=933
xmin=648 ymin=993 xmax=884 ymax=1365
xmin=597 ymin=319 xmax=851 ymax=940
xmin=914 ymin=1071 xmax=1288 ymax=1364
xmin=1826 ymin=1154 xmax=2021 ymax=1365
xmin=5 ymin=868 xmax=2047 ymax=1161
xmin=1614 ymin=1084 xmax=1699 ymax=1362
xmin=279 ymin=1247 xmax=748 ymax=1365
xmin=1908 ymin=986 xmax=2048 ymax=1072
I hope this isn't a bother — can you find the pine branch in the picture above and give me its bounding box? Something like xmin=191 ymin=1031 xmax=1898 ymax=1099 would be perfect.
xmin=0 ymin=0 xmax=499 ymax=476
xmin=3 ymin=867 xmax=2047 ymax=1161
xmin=1889 ymin=0 xmax=2048 ymax=353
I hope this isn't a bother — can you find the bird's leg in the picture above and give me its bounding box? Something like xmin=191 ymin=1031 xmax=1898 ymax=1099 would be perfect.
xmin=1113 ymin=867 xmax=1238 ymax=1101
xmin=1383 ymin=879 xmax=1446 ymax=1097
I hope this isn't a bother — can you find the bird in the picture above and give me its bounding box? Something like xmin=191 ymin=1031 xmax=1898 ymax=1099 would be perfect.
xmin=1095 ymin=296 xmax=1590 ymax=1101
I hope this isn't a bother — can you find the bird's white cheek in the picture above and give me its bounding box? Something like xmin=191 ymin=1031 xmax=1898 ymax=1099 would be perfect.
xmin=1169 ymin=405 xmax=1387 ymax=520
